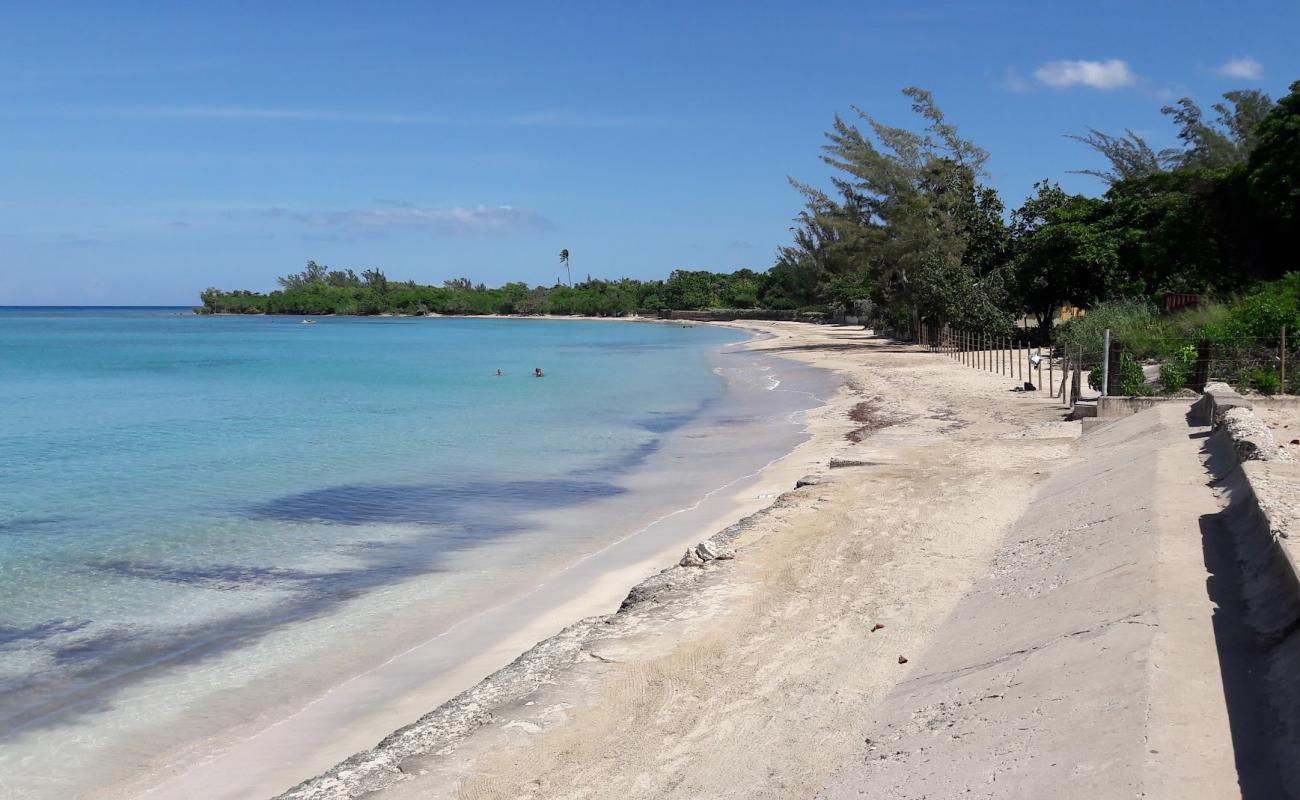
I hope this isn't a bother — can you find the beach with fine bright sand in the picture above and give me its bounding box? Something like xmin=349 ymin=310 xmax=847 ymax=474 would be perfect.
xmin=260 ymin=320 xmax=1270 ymax=799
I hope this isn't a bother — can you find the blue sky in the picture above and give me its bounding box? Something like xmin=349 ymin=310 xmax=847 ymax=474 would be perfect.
xmin=1 ymin=1 xmax=1296 ymax=304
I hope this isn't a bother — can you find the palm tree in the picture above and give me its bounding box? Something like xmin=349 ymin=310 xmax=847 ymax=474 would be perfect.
xmin=559 ymin=249 xmax=572 ymax=286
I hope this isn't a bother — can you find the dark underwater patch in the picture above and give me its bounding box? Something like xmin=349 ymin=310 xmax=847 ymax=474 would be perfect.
xmin=246 ymin=478 xmax=626 ymax=526
xmin=0 ymin=516 xmax=72 ymax=536
xmin=0 ymin=619 xmax=92 ymax=648
xmin=91 ymin=562 xmax=321 ymax=591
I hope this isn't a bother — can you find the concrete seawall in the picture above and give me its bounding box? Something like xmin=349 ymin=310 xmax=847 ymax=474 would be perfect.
xmin=822 ymin=401 xmax=1294 ymax=798
xmin=1196 ymin=383 xmax=1300 ymax=793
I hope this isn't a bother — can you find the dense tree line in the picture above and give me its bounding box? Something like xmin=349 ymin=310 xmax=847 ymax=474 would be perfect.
xmin=777 ymin=80 xmax=1300 ymax=338
xmin=198 ymin=265 xmax=807 ymax=316
xmin=200 ymin=79 xmax=1300 ymax=331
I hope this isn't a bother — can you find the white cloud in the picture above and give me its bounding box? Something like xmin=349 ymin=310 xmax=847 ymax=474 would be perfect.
xmin=270 ymin=205 xmax=550 ymax=236
xmin=1215 ymin=57 xmax=1263 ymax=80
xmin=1034 ymin=59 xmax=1136 ymax=90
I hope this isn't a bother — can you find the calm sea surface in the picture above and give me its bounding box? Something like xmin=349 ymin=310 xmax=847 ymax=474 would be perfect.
xmin=0 ymin=309 xmax=824 ymax=796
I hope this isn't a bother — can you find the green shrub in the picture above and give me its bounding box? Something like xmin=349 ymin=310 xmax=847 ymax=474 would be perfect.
xmin=1253 ymin=368 xmax=1282 ymax=396
xmin=1087 ymin=351 xmax=1150 ymax=395
xmin=1057 ymin=300 xmax=1158 ymax=360
xmin=1158 ymin=345 xmax=1198 ymax=394
xmin=1233 ymin=367 xmax=1254 ymax=395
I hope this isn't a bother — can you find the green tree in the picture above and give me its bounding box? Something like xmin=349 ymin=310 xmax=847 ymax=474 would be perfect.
xmin=1247 ymin=79 xmax=1300 ymax=221
xmin=1011 ymin=184 xmax=1121 ymax=337
xmin=559 ymin=249 xmax=571 ymax=286
xmin=1067 ymin=128 xmax=1174 ymax=185
xmin=1162 ymin=89 xmax=1273 ymax=169
xmin=784 ymin=87 xmax=1012 ymax=330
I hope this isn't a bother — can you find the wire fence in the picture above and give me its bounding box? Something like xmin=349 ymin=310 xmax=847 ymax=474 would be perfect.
xmin=1115 ymin=332 xmax=1298 ymax=395
xmin=915 ymin=322 xmax=1297 ymax=400
xmin=915 ymin=323 xmax=1093 ymax=407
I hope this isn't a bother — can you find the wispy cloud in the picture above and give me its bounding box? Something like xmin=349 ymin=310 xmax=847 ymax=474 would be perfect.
xmin=266 ymin=204 xmax=551 ymax=236
xmin=1034 ymin=59 xmax=1136 ymax=90
xmin=1001 ymin=68 xmax=1034 ymax=93
xmin=51 ymin=233 xmax=108 ymax=247
xmin=505 ymin=110 xmax=655 ymax=127
xmin=105 ymin=106 xmax=457 ymax=124
xmin=77 ymin=105 xmax=654 ymax=128
xmin=1215 ymin=57 xmax=1263 ymax=80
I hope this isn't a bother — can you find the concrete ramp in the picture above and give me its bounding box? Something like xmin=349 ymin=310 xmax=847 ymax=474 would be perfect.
xmin=821 ymin=403 xmax=1275 ymax=798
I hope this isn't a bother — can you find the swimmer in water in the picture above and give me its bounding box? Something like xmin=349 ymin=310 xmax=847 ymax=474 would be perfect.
xmin=496 ymin=369 xmax=502 ymax=376
xmin=534 ymin=367 xmax=545 ymax=378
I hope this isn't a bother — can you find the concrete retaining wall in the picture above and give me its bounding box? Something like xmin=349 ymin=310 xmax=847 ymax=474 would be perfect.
xmin=1095 ymin=395 xmax=1193 ymax=419
xmin=1191 ymin=381 xmax=1255 ymax=427
xmin=1204 ymin=382 xmax=1300 ymax=790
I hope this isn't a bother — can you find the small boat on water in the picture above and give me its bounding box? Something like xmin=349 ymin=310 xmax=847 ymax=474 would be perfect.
xmin=300 ymin=319 xmax=316 ymax=325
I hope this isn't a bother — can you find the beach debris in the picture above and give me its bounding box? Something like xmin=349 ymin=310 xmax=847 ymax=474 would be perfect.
xmin=871 ymin=623 xmax=885 ymax=632
xmin=846 ymin=397 xmax=900 ymax=443
xmin=898 ymin=655 xmax=909 ymax=664
xmin=679 ymin=548 xmax=705 ymax=567
xmin=1292 ymin=439 xmax=1299 ymax=445
xmin=829 ymin=458 xmax=876 ymax=469
xmin=694 ymin=539 xmax=735 ymax=562
xmin=696 ymin=540 xmax=720 ymax=561
xmin=796 ymin=474 xmax=828 ymax=488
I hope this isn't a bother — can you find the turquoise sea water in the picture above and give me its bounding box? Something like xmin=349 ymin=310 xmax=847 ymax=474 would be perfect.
xmin=0 ymin=309 xmax=825 ymax=797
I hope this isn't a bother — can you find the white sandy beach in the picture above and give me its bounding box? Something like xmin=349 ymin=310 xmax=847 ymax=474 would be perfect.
xmin=73 ymin=321 xmax=835 ymax=800
xmin=270 ymin=320 xmax=1266 ymax=800
xmin=62 ymin=318 xmax=1274 ymax=799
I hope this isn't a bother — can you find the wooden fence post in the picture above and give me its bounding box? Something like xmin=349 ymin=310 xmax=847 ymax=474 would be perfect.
xmin=1071 ymin=349 xmax=1081 ymax=407
xmin=1106 ymin=338 xmax=1123 ymax=397
xmin=1192 ymin=338 xmax=1210 ymax=392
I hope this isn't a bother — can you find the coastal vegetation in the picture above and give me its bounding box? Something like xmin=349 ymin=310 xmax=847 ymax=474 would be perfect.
xmin=198 ymin=266 xmax=794 ymax=316
xmin=777 ymin=80 xmax=1300 ymax=339
xmin=200 ymin=80 xmax=1300 ymax=368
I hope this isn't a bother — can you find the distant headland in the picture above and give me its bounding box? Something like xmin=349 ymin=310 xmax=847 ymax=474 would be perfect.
xmin=197 ymin=262 xmax=802 ymax=317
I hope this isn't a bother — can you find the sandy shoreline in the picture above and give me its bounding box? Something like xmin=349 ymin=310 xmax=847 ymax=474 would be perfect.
xmin=263 ymin=320 xmax=1095 ymax=799
xmin=82 ymin=320 xmax=842 ymax=800
xmin=84 ymin=318 xmax=1261 ymax=798
xmin=241 ymin=319 xmax=1070 ymax=799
